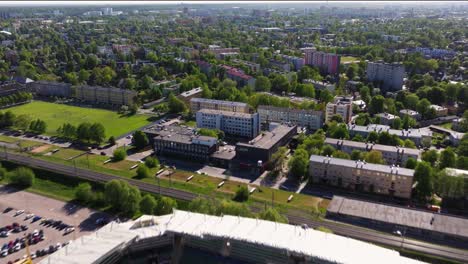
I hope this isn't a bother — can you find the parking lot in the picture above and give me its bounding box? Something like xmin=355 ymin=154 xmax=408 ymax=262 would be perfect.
xmin=0 ymin=186 xmax=110 ymax=263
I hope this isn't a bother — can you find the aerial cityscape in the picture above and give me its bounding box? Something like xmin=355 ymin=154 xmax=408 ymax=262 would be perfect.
xmin=0 ymin=1 xmax=467 ymax=263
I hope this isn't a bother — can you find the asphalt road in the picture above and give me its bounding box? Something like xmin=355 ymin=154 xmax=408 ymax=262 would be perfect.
xmin=1 ymin=152 xmax=467 ymax=263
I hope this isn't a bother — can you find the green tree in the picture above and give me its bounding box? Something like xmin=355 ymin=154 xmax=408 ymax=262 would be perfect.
xmin=132 ymin=130 xmax=149 ymax=149
xmin=367 ymin=131 xmax=379 ymax=143
xmin=140 ymin=194 xmax=157 ymax=215
xmin=108 ymin=136 xmax=116 ymax=146
xmin=288 ymin=149 xmax=309 ymax=180
xmin=368 ymin=95 xmax=385 ymax=114
xmin=405 ymin=94 xmax=419 ymax=110
xmin=90 ymin=123 xmax=105 ymax=144
xmin=422 ymin=150 xmax=439 ymax=166
xmin=104 ymin=180 xmax=129 ymax=210
xmin=258 ymin=207 xmax=287 ymax=223
xmin=145 ymin=156 xmax=160 ymax=169
xmin=113 ymin=148 xmax=127 ymax=161
xmin=29 ymin=119 xmax=47 ymax=134
xmin=136 ymin=164 xmax=151 ymax=179
xmin=405 ymin=157 xmax=417 ymax=169
xmin=270 ymin=146 xmax=288 ymax=172
xmin=233 ymin=186 xmax=249 ymax=202
xmin=364 ymin=150 xmax=385 ymax=164
xmin=403 ymin=139 xmax=416 ymax=149
xmin=154 ymin=197 xmax=177 ymax=215
xmin=351 ymin=150 xmax=363 ymax=160
xmin=75 ymin=182 xmax=93 ymax=204
xmin=435 ymin=170 xmax=465 ymax=200
xmin=8 ymin=167 xmax=35 ymax=187
xmin=255 ymin=76 xmax=271 ymax=92
xmin=124 ymin=185 xmax=141 ymax=216
xmin=168 ymin=94 xmax=187 ymax=113
xmin=414 ymin=162 xmax=434 ymax=201
xmin=271 ymin=74 xmax=290 ymax=94
xmin=392 ymin=117 xmax=402 ymax=129
xmin=76 ymin=122 xmax=92 ymax=142
xmin=439 ymin=147 xmax=457 ymax=169
xmin=14 ymin=114 xmax=31 ymax=131
xmin=321 ymin=145 xmax=336 ymax=156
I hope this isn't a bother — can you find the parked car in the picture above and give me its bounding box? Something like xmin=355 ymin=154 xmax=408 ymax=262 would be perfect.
xmin=32 ymin=216 xmax=42 ymax=223
xmin=14 ymin=210 xmax=24 ymax=217
xmin=32 ymin=229 xmax=39 ymax=237
xmin=13 ymin=243 xmax=21 ymax=252
xmin=95 ymin=218 xmax=108 ymax=226
xmin=24 ymin=213 xmax=34 ymax=220
xmin=0 ymin=231 xmax=8 ymax=237
xmin=3 ymin=207 xmax=13 ymax=214
xmin=64 ymin=227 xmax=75 ymax=235
xmin=1 ymin=249 xmax=7 ymax=257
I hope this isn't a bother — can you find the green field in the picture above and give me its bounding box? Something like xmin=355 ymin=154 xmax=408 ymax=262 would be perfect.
xmin=341 ymin=56 xmax=359 ymax=63
xmin=3 ymin=101 xmax=153 ymax=138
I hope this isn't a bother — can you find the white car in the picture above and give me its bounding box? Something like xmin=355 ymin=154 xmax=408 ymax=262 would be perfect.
xmin=55 ymin=243 xmax=62 ymax=250
xmin=1 ymin=249 xmax=8 ymax=257
xmin=24 ymin=213 xmax=34 ymax=220
xmin=14 ymin=210 xmax=25 ymax=216
xmin=13 ymin=243 xmax=21 ymax=252
xmin=30 ymin=253 xmax=37 ymax=259
xmin=32 ymin=229 xmax=39 ymax=237
xmin=0 ymin=231 xmax=8 ymax=237
xmin=64 ymin=227 xmax=75 ymax=235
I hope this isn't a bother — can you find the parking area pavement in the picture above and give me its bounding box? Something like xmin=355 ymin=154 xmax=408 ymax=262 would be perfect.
xmin=0 ymin=186 xmax=111 ymax=263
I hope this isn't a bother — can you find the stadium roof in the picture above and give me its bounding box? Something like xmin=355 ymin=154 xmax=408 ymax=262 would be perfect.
xmin=41 ymin=210 xmax=425 ymax=264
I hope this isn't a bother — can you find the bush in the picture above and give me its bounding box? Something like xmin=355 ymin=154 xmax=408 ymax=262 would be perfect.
xmin=258 ymin=207 xmax=287 ymax=223
xmin=233 ymin=186 xmax=249 ymax=202
xmin=136 ymin=164 xmax=151 ymax=178
xmin=113 ymin=148 xmax=127 ymax=161
xmin=75 ymin=182 xmax=93 ymax=203
xmin=154 ymin=197 xmax=177 ymax=215
xmin=144 ymin=156 xmax=159 ymax=169
xmin=140 ymin=194 xmax=157 ymax=214
xmin=9 ymin=167 xmax=35 ymax=187
xmin=0 ymin=164 xmax=6 ymax=180
xmin=108 ymin=136 xmax=116 ymax=146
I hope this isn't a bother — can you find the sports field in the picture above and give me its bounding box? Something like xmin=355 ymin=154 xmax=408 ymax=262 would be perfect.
xmin=4 ymin=101 xmax=152 ymax=138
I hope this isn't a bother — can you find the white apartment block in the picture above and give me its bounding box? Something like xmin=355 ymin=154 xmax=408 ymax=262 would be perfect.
xmin=257 ymin=105 xmax=323 ymax=130
xmin=325 ymin=96 xmax=353 ymax=123
xmin=196 ymin=109 xmax=260 ymax=138
xmin=309 ymin=155 xmax=414 ymax=199
xmin=190 ymin=98 xmax=250 ymax=113
xmin=324 ymin=138 xmax=420 ymax=166
xmin=366 ymin=62 xmax=405 ymax=92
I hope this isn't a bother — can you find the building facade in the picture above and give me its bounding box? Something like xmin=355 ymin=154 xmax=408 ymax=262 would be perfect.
xmin=376 ymin=113 xmax=398 ymax=126
xmin=304 ymin=50 xmax=340 ymax=75
xmin=366 ymin=62 xmax=405 ymax=92
xmin=309 ymin=155 xmax=414 ymax=199
xmin=347 ymin=124 xmax=432 ymax=146
xmin=399 ymin=109 xmax=421 ymax=121
xmin=258 ymin=105 xmax=323 ymax=130
xmin=190 ymin=98 xmax=250 ymax=113
xmin=74 ymin=85 xmax=136 ymax=106
xmin=144 ymin=124 xmax=218 ymax=161
xmin=30 ymin=81 xmax=72 ymax=98
xmin=325 ymin=96 xmax=353 ymax=123
xmin=196 ymin=109 xmax=260 ymax=138
xmin=324 ymin=138 xmax=420 ymax=166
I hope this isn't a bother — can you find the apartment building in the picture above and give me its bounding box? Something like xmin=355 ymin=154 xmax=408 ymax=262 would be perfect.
xmin=177 ymin=87 xmax=202 ymax=104
xmin=143 ymin=124 xmax=218 ymax=162
xmin=303 ymin=79 xmax=335 ymax=92
xmin=232 ymin=59 xmax=261 ymax=74
xmin=430 ymin=105 xmax=448 ymax=117
xmin=257 ymin=105 xmax=323 ymax=130
xmin=190 ymin=98 xmax=250 ymax=113
xmin=281 ymin=55 xmax=305 ymax=71
xmin=309 ymin=155 xmax=414 ymax=199
xmin=196 ymin=109 xmax=260 ymax=138
xmin=347 ymin=124 xmax=432 ymax=146
xmin=74 ymin=85 xmax=136 ymax=106
xmin=268 ymin=59 xmax=291 ymax=72
xmin=304 ymin=50 xmax=340 ymax=75
xmin=325 ymin=96 xmax=353 ymax=123
xmin=366 ymin=62 xmax=405 ymax=92
xmin=376 ymin=113 xmax=398 ymax=126
xmin=30 ymin=81 xmax=72 ymax=98
xmin=222 ymin=65 xmax=256 ymax=88
xmin=399 ymin=109 xmax=421 ymax=121
xmin=324 ymin=138 xmax=420 ymax=166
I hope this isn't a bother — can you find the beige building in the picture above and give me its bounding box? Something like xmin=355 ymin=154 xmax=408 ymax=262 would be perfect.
xmin=325 ymin=96 xmax=353 ymax=123
xmin=324 ymin=138 xmax=420 ymax=166
xmin=190 ymin=98 xmax=250 ymax=113
xmin=257 ymin=105 xmax=324 ymax=130
xmin=309 ymin=155 xmax=414 ymax=199
xmin=74 ymin=85 xmax=137 ymax=106
xmin=178 ymin=87 xmax=203 ymax=104
xmin=430 ymin=105 xmax=448 ymax=117
xmin=196 ymin=109 xmax=260 ymax=138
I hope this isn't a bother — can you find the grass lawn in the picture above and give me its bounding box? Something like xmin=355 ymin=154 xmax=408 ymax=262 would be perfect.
xmin=3 ymin=101 xmax=153 ymax=138
xmin=341 ymin=56 xmax=359 ymax=63
xmin=439 ymin=122 xmax=452 ymax=129
xmin=0 ymin=134 xmax=43 ymax=148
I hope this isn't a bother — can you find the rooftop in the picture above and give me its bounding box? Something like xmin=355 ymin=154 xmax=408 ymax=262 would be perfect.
xmin=191 ymin=97 xmax=248 ymax=108
xmin=143 ymin=124 xmax=216 ymax=145
xmin=258 ymin=105 xmax=323 ymax=116
xmin=310 ymin=155 xmax=414 ymax=177
xmin=324 ymin=138 xmax=420 ymax=157
xmin=40 ymin=210 xmax=425 ymax=264
xmin=198 ymin=108 xmax=256 ymax=119
xmin=328 ymin=196 xmax=468 ymax=239
xmin=179 ymin=87 xmax=202 ymax=98
xmin=347 ymin=124 xmax=431 ymax=138
xmin=236 ymin=124 xmax=296 ymax=149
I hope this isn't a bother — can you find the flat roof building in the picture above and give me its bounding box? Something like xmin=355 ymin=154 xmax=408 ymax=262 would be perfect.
xmin=143 ymin=124 xmax=218 ymax=162
xmin=326 ymin=96 xmax=353 ymax=124
xmin=347 ymin=124 xmax=432 ymax=146
xmin=366 ymin=62 xmax=405 ymax=92
xmin=236 ymin=124 xmax=297 ymax=167
xmin=74 ymin=85 xmax=137 ymax=106
xmin=196 ymin=109 xmax=260 ymax=139
xmin=309 ymin=155 xmax=414 ymax=199
xmin=324 ymin=138 xmax=420 ymax=166
xmin=177 ymin=87 xmax=203 ymax=104
xmin=31 ymin=81 xmax=72 ymax=98
xmin=430 ymin=104 xmax=448 ymax=117
xmin=258 ymin=105 xmax=324 ymax=130
xmin=399 ymin=109 xmax=421 ymax=121
xmin=327 ymin=196 xmax=468 ymax=247
xmin=376 ymin=113 xmax=399 ymax=126
xmin=190 ymin=98 xmax=250 ymax=113
xmin=40 ymin=210 xmax=425 ymax=264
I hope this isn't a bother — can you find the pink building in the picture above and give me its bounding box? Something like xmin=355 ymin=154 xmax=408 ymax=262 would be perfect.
xmin=304 ymin=50 xmax=340 ymax=75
